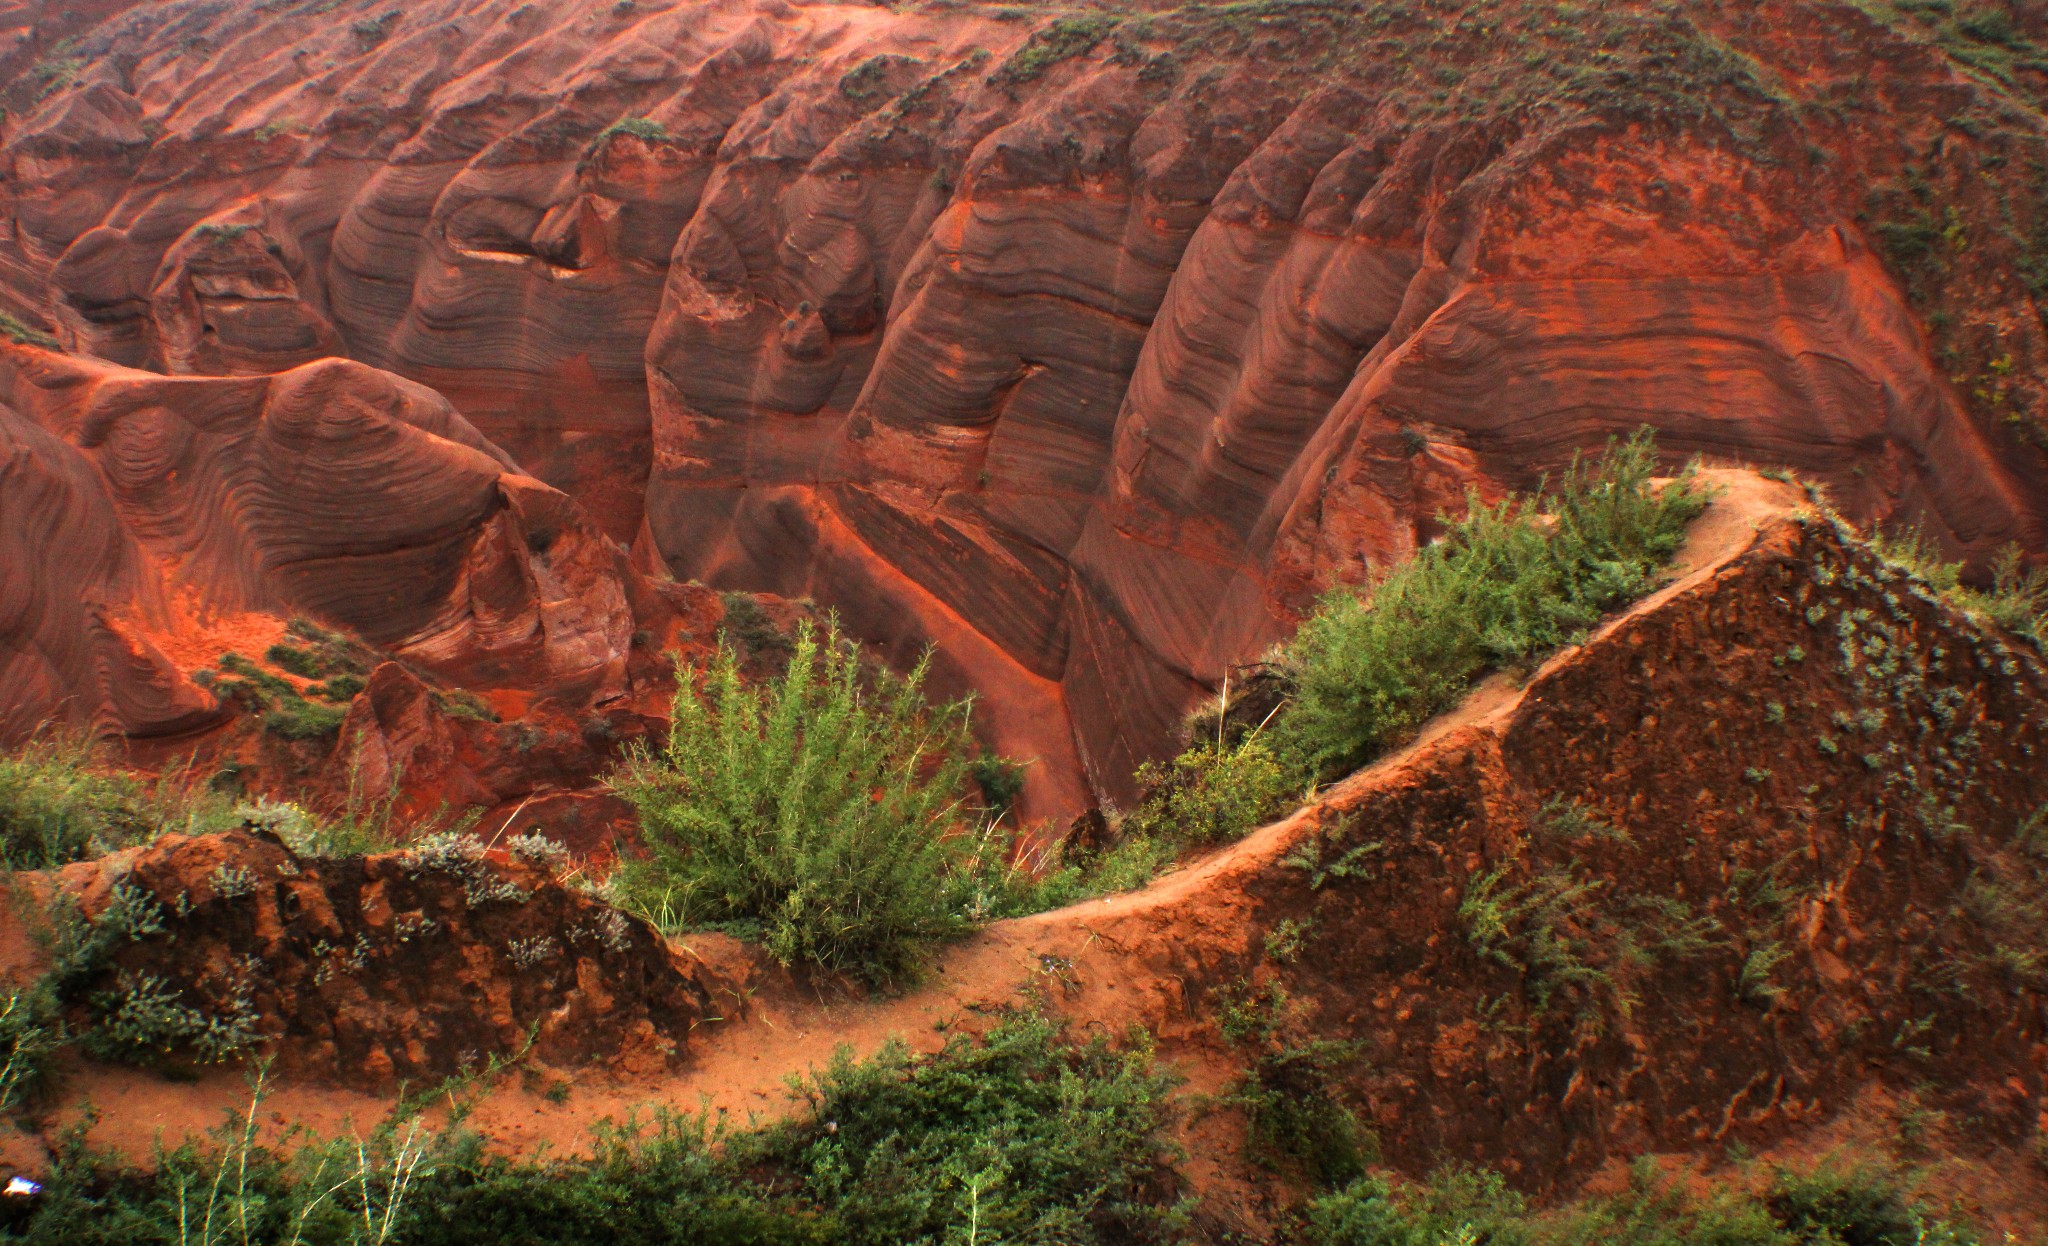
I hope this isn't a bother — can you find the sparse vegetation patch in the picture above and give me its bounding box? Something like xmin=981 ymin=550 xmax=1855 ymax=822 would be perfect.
xmin=9 ymin=1013 xmax=1186 ymax=1246
xmin=1273 ymin=430 xmax=1707 ymax=782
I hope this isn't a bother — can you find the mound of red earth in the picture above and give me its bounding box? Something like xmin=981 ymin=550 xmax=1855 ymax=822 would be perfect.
xmin=42 ymin=829 xmax=733 ymax=1084
xmin=922 ymin=490 xmax=2048 ymax=1216
xmin=5 ymin=0 xmax=2048 ymax=819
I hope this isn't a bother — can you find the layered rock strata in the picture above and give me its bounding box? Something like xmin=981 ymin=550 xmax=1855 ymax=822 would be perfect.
xmin=6 ymin=0 xmax=2048 ymax=810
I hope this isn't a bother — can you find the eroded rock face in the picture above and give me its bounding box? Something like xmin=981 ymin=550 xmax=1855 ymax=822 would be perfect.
xmin=0 ymin=347 xmax=638 ymax=736
xmin=5 ymin=0 xmax=2048 ymax=811
xmin=0 ymin=392 xmax=219 ymax=742
xmin=57 ymin=830 xmax=727 ymax=1083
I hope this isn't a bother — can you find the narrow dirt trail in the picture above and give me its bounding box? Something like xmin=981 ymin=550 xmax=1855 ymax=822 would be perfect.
xmin=34 ymin=470 xmax=1805 ymax=1167
xmin=460 ymin=469 xmax=1807 ymax=1150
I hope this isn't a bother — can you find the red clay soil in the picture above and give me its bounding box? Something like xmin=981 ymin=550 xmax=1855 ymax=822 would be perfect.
xmin=8 ymin=0 xmax=2048 ymax=823
xmin=29 ymin=830 xmax=733 ymax=1085
xmin=11 ymin=472 xmax=2046 ymax=1233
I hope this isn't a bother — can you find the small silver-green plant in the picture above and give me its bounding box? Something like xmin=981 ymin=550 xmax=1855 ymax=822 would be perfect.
xmin=401 ymin=832 xmax=528 ymax=908
xmin=207 ymin=864 xmax=258 ymax=901
xmin=508 ymin=832 xmax=570 ymax=870
xmin=507 ymin=936 xmax=559 ymax=970
xmin=98 ymin=880 xmax=169 ymax=942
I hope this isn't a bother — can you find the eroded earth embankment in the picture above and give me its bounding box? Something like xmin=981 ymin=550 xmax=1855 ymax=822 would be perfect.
xmin=10 ymin=478 xmax=2044 ymax=1229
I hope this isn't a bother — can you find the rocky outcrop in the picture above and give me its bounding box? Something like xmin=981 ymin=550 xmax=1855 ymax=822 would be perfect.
xmin=0 ymin=346 xmax=641 ymax=738
xmin=0 ymin=389 xmax=219 ymax=741
xmin=55 ymin=830 xmax=730 ymax=1083
xmin=5 ymin=0 xmax=2048 ymax=813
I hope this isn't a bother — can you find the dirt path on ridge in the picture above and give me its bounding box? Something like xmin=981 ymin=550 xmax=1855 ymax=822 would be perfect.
xmin=23 ymin=470 xmax=1805 ymax=1172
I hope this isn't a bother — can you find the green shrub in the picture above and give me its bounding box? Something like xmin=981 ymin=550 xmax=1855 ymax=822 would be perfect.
xmin=0 ymin=738 xmax=242 ymax=868
xmin=1307 ymin=1168 xmax=1532 ymax=1246
xmin=210 ymin=644 xmax=361 ymax=740
xmin=745 ymin=1013 xmax=1182 ymax=1244
xmin=265 ymin=642 xmax=325 ymax=678
xmin=1273 ymin=430 xmax=1706 ymax=782
xmin=1229 ymin=1037 xmax=1373 ymax=1187
xmin=599 ymin=115 xmax=671 ymax=143
xmin=350 ymin=10 xmax=398 ymax=45
xmin=716 ymin=590 xmax=790 ymax=659
xmin=992 ymin=15 xmax=1119 ymax=84
xmin=969 ymin=752 xmax=1026 ymax=816
xmin=0 ymin=738 xmax=152 ymax=868
xmin=1766 ymin=1164 xmax=1943 ymax=1246
xmin=311 ymin=673 xmax=366 ymax=703
xmin=981 ymin=830 xmax=1184 ymax=917
xmin=0 ymin=989 xmax=63 ymax=1111
xmin=611 ymin=620 xmax=994 ymax=982
xmin=83 ymin=969 xmax=260 ymax=1066
xmin=1036 ymin=726 xmax=1290 ymax=909
xmin=0 ymin=310 xmax=60 ymax=349
xmin=1461 ymin=855 xmax=1722 ymax=1026
xmin=1124 ymin=737 xmax=1292 ymax=846
xmin=1869 ymin=526 xmax=2046 ymax=648
xmin=434 ymin=688 xmax=496 ymax=721
xmin=262 ymin=699 xmax=346 ymax=741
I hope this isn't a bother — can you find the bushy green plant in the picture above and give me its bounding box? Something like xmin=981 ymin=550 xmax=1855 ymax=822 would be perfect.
xmin=1461 ymin=854 xmax=1723 ymax=1026
xmin=599 ymin=115 xmax=671 ymax=143
xmin=1032 ymin=722 xmax=1291 ymax=909
xmin=1273 ymin=430 xmax=1706 ymax=781
xmin=0 ymin=737 xmax=153 ymax=868
xmin=0 ymin=737 xmax=242 ymax=868
xmin=209 ymin=649 xmax=348 ymax=741
xmin=262 ymin=699 xmax=347 ymax=741
xmin=751 ymin=1013 xmax=1182 ymax=1244
xmin=611 ymin=620 xmax=994 ymax=982
xmin=265 ymin=641 xmax=326 ymax=678
xmin=1124 ymin=737 xmax=1292 ymax=846
xmin=1229 ymin=1037 xmax=1374 ymax=1187
xmin=716 ymin=590 xmax=790 ymax=660
xmin=0 ymin=309 xmax=60 ymax=349
xmin=0 ymin=989 xmax=63 ymax=1111
xmin=1872 ymin=525 xmax=2046 ymax=649
xmin=992 ymin=15 xmax=1119 ymax=84
xmin=1307 ymin=1167 xmax=1532 ymax=1246
xmin=83 ymin=968 xmax=260 ymax=1066
xmin=1765 ymin=1163 xmax=1963 ymax=1246
xmin=969 ymin=752 xmax=1026 ymax=816
xmin=995 ymin=832 xmax=1179 ymax=909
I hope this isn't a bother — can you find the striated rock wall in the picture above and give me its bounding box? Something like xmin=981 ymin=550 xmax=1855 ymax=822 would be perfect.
xmin=6 ymin=0 xmax=2048 ymax=811
xmin=0 ymin=346 xmax=641 ymax=738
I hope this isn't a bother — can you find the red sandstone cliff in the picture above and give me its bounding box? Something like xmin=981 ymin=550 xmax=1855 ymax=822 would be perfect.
xmin=5 ymin=0 xmax=2048 ymax=815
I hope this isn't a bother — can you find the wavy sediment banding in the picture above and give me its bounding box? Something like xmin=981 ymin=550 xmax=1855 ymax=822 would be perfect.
xmin=3 ymin=0 xmax=2046 ymax=818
